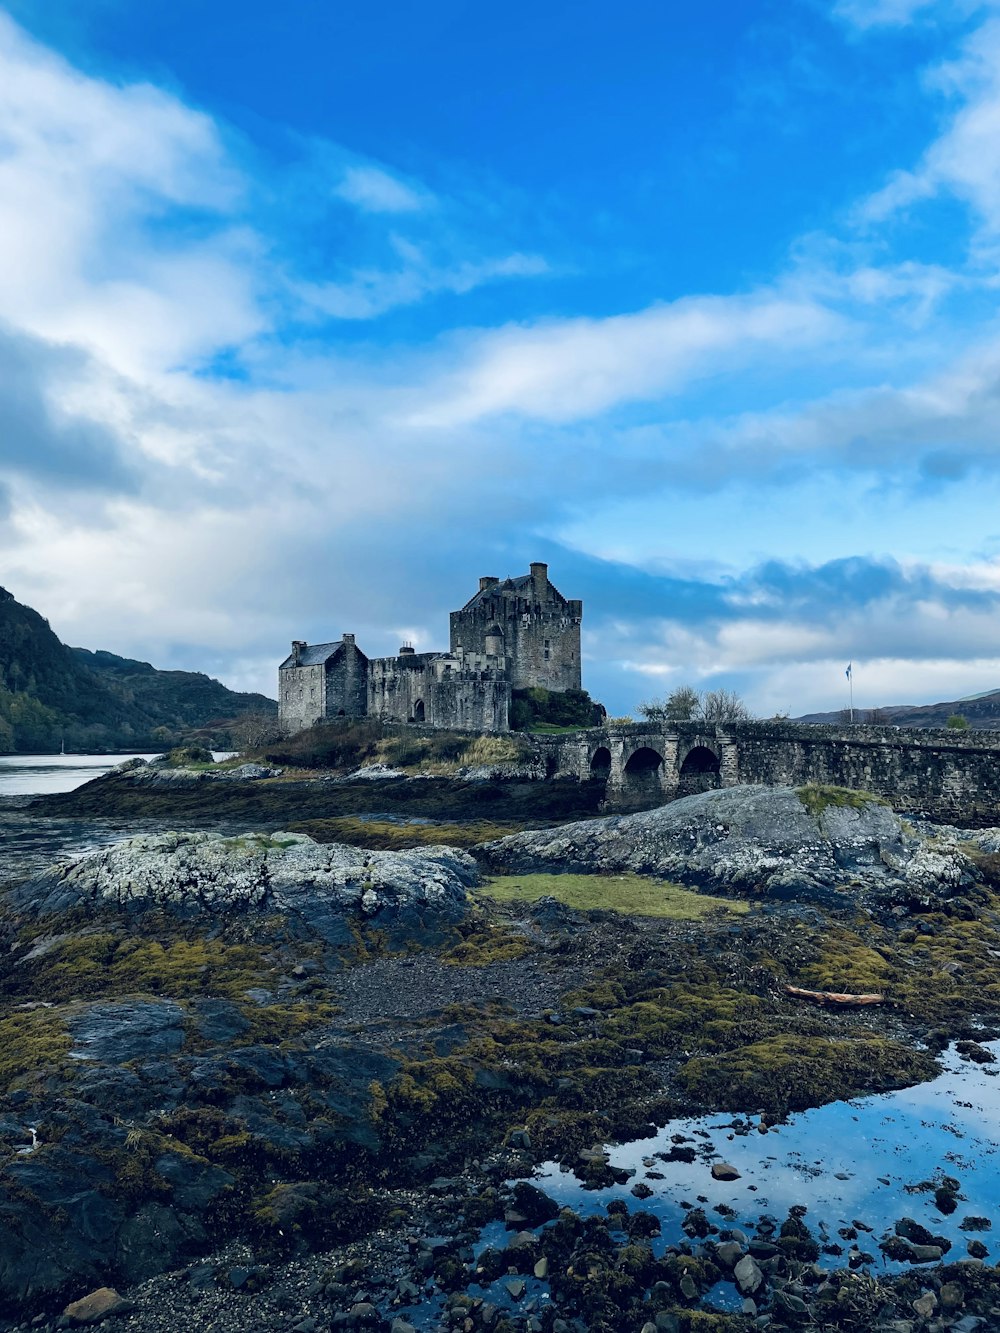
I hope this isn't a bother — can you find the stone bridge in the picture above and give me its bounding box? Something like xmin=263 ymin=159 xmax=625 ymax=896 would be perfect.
xmin=535 ymin=719 xmax=1000 ymax=823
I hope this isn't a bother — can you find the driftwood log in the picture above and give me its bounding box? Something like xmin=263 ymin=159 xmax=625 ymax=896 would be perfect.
xmin=783 ymin=984 xmax=885 ymax=1008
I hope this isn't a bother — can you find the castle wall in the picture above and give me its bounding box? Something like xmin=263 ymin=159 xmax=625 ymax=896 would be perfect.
xmin=324 ymin=637 xmax=368 ymax=718
xmin=368 ymin=654 xmax=509 ymax=732
xmin=279 ymin=663 xmax=327 ymax=733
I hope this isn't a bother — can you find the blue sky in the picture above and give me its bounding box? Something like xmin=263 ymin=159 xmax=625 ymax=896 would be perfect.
xmin=2 ymin=0 xmax=1000 ymax=716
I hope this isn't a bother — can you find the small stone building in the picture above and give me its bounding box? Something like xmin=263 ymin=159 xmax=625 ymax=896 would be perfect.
xmin=278 ymin=562 xmax=582 ymax=734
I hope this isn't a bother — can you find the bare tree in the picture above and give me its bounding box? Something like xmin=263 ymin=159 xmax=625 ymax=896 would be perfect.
xmin=230 ymin=711 xmax=282 ymax=754
xmin=639 ymin=685 xmax=753 ymax=724
xmin=701 ymin=688 xmax=754 ymax=722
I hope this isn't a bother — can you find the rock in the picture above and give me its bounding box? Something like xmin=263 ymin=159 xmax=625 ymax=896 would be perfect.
xmin=895 ymin=1217 xmax=937 ymax=1246
xmin=734 ymin=1254 xmax=765 ymax=1294
xmin=478 ymin=784 xmax=972 ymax=906
xmin=533 ymin=1257 xmax=549 ymax=1279
xmin=909 ymin=1244 xmax=943 ymax=1263
xmin=503 ymin=1277 xmax=526 ymax=1299
xmin=939 ymin=1281 xmax=965 ymax=1309
xmin=19 ymin=830 xmax=477 ymax=926
xmin=911 ymin=1291 xmax=937 ymax=1318
xmin=679 ymin=1273 xmax=698 ymax=1299
xmin=715 ymin=1241 xmax=744 ymax=1268
xmin=711 ymin=1162 xmax=741 ymax=1181
xmin=63 ymin=1287 xmax=132 ymax=1323
xmin=967 ymin=1239 xmax=989 ymax=1259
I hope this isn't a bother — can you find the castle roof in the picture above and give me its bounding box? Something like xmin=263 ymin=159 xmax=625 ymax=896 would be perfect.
xmin=280 ymin=639 xmax=366 ymax=669
xmin=460 ymin=571 xmax=566 ymax=612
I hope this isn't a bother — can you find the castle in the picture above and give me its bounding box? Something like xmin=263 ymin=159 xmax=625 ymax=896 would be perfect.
xmin=278 ymin=562 xmax=583 ymax=735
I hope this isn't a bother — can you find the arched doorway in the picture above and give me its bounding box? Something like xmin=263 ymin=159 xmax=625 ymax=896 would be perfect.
xmin=677 ymin=745 xmax=721 ymax=796
xmin=413 ymin=700 xmax=425 ymax=723
xmin=590 ymin=746 xmax=612 ymax=780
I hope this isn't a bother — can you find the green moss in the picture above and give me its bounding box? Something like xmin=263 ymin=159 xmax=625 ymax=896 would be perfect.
xmin=796 ymin=783 xmax=886 ymax=817
xmin=287 ymin=816 xmax=523 ymax=851
xmin=4 ymin=932 xmax=272 ymax=1003
xmin=440 ymin=927 xmax=531 ymax=966
xmin=479 ymin=873 xmax=747 ymax=919
xmin=0 ymin=1009 xmax=72 ymax=1091
xmin=680 ymin=1035 xmax=936 ymax=1113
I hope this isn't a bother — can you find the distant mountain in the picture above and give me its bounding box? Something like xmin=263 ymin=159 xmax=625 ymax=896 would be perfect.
xmin=0 ymin=586 xmax=275 ymax=753
xmin=796 ymin=690 xmax=1000 ymax=730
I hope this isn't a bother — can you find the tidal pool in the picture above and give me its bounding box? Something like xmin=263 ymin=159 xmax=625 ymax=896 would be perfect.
xmin=532 ymin=1041 xmax=1000 ymax=1271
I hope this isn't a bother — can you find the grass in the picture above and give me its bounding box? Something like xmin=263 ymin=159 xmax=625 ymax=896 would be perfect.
xmin=796 ymin=783 xmax=886 ymax=817
xmin=478 ymin=872 xmax=747 ymax=919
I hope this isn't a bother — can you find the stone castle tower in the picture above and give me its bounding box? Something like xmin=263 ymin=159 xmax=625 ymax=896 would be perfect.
xmin=278 ymin=563 xmax=582 ymax=735
xmin=450 ymin=562 xmax=582 ymax=691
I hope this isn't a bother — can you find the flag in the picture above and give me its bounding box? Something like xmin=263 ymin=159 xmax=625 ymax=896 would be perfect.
xmin=845 ymin=663 xmax=852 ymax=680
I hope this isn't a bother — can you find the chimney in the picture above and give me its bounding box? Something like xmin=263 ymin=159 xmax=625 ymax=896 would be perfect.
xmin=530 ymin=561 xmax=548 ymax=599
xmin=479 ymin=576 xmax=499 ymax=592
xmin=342 ymin=633 xmax=355 ymax=646
xmin=399 ymin=644 xmax=416 ymax=655
xmin=291 ymin=640 xmax=306 ymax=666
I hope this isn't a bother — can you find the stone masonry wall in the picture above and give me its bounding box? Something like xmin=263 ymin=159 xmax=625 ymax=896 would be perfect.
xmin=278 ymin=663 xmax=327 ymax=733
xmin=368 ymin=654 xmax=509 ymax=732
xmin=324 ymin=638 xmax=367 ymax=719
xmin=539 ymin=719 xmax=1000 ymax=823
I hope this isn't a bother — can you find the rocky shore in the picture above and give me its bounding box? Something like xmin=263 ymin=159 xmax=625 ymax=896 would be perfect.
xmin=3 ymin=777 xmax=1000 ymax=1330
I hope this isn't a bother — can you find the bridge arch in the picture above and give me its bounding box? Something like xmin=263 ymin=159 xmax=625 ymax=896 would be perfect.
xmin=589 ymin=745 xmax=612 ymax=778
xmin=622 ymin=745 xmax=666 ymax=799
xmin=677 ymin=743 xmax=721 ymax=795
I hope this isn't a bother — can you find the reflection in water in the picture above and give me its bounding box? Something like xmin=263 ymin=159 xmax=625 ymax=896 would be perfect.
xmin=533 ymin=1043 xmax=1000 ymax=1271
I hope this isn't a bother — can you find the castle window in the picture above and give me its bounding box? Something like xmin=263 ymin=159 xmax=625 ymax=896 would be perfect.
xmin=544 ymin=649 xmax=550 ymax=660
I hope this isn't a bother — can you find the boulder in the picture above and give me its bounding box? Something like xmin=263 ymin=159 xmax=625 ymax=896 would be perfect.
xmin=63 ymin=1286 xmax=132 ymax=1323
xmin=478 ymin=784 xmax=974 ymax=906
xmin=16 ymin=830 xmax=478 ymax=926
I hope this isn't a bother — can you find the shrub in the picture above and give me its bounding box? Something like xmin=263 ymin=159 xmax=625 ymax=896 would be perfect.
xmin=509 ymin=687 xmax=603 ymax=731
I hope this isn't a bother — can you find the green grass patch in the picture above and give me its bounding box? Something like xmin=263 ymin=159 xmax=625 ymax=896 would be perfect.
xmin=796 ymin=783 xmax=886 ymax=817
xmin=479 ymin=872 xmax=747 ymax=919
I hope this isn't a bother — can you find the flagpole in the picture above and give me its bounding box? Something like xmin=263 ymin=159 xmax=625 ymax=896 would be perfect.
xmin=846 ymin=662 xmax=854 ymax=723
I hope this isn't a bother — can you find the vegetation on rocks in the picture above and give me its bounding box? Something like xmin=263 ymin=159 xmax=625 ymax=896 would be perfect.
xmin=795 ymin=782 xmax=886 ymax=817
xmin=679 ymin=1034 xmax=936 ymax=1112
xmin=479 ymin=872 xmax=748 ymax=919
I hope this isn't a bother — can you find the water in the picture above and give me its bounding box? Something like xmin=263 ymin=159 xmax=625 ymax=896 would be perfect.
xmin=530 ymin=1042 xmax=1000 ymax=1271
xmin=0 ymin=752 xmax=237 ymax=797
xmin=0 ymin=753 xmax=158 ymax=796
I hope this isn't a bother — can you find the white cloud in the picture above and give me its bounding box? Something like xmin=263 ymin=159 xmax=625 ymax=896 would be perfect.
xmin=298 ymin=246 xmax=547 ymax=320
xmin=335 ymin=164 xmax=427 ymax=213
xmin=861 ymin=16 xmax=1000 ymax=233
xmin=406 ymin=294 xmax=843 ymax=426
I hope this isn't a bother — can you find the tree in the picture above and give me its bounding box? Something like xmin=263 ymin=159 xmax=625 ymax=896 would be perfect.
xmin=701 ymin=689 xmax=754 ymax=723
xmin=231 ymin=711 xmax=283 ymax=753
xmin=946 ymin=714 xmax=970 ymax=730
xmin=638 ymin=685 xmax=752 ymax=725
xmin=639 ymin=684 xmax=699 ymax=723
xmin=864 ymin=708 xmax=889 ymax=725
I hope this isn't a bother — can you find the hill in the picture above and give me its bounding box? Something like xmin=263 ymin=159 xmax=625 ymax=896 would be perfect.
xmin=0 ymin=587 xmax=275 ymax=753
xmin=796 ymin=689 xmax=1000 ymax=730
